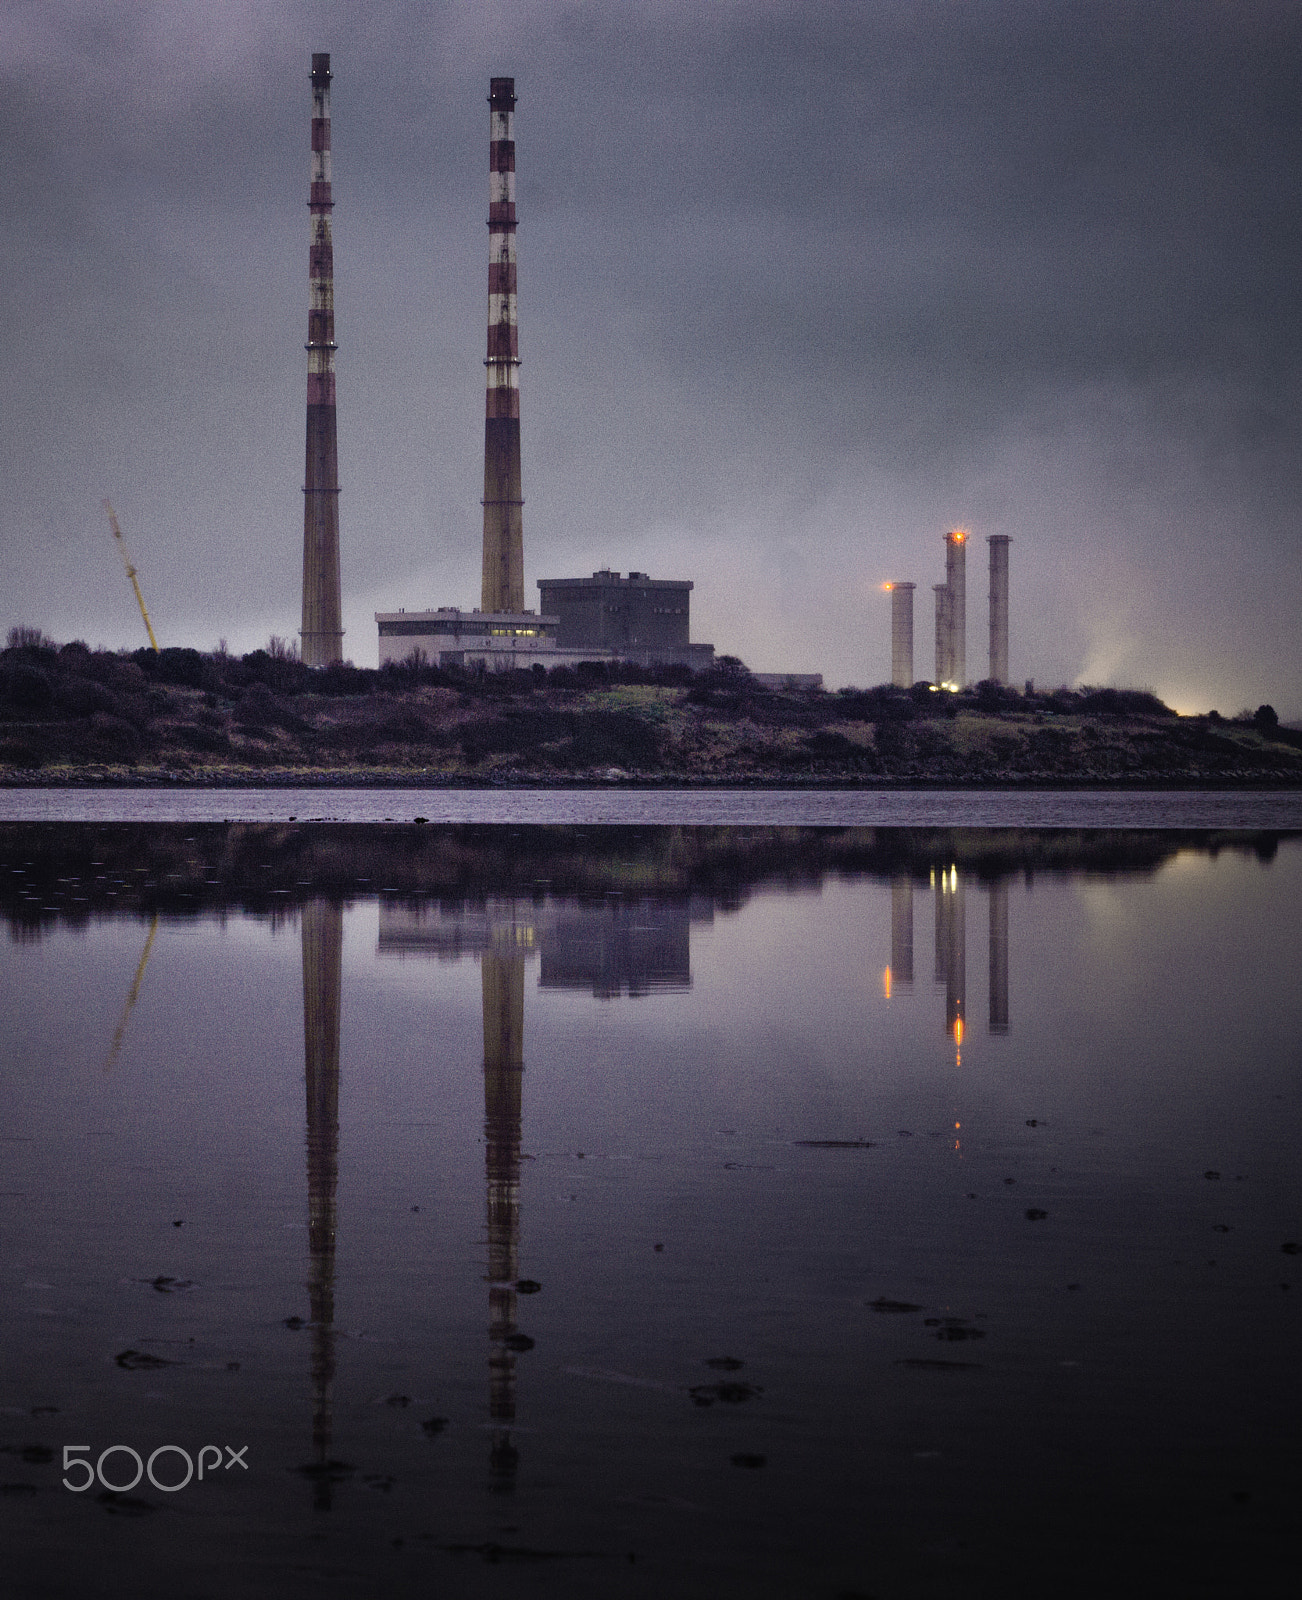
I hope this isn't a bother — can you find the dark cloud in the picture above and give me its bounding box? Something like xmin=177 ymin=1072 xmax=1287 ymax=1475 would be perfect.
xmin=1 ymin=0 xmax=1298 ymax=712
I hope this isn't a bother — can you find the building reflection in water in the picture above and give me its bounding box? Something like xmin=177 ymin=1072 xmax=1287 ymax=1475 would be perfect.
xmin=376 ymin=895 xmax=701 ymax=1493
xmin=539 ymin=899 xmax=697 ymax=997
xmin=300 ymin=898 xmax=342 ymax=1510
xmin=299 ymin=882 xmax=1010 ymax=1494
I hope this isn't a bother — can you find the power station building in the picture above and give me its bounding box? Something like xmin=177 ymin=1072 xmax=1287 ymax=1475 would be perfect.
xmin=376 ymin=608 xmax=560 ymax=670
xmin=535 ymin=571 xmax=714 ymax=670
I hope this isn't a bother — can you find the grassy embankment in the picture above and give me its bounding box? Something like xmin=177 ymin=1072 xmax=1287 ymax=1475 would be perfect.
xmin=1 ymin=636 xmax=1299 ymax=785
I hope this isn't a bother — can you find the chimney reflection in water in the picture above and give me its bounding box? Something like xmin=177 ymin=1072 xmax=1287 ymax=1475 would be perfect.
xmin=988 ymin=880 xmax=1009 ymax=1034
xmin=890 ymin=869 xmax=1009 ymax=1051
xmin=890 ymin=877 xmax=914 ymax=990
xmin=933 ymin=867 xmax=966 ymax=1054
xmin=300 ymin=899 xmax=342 ymax=1510
xmin=482 ymin=944 xmax=525 ymax=1491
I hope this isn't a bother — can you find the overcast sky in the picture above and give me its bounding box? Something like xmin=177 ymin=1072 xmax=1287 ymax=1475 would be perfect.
xmin=2 ymin=0 xmax=1299 ymax=712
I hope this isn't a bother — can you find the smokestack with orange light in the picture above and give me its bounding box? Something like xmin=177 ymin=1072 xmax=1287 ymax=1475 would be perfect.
xmin=987 ymin=535 xmax=1010 ymax=686
xmin=944 ymin=529 xmax=967 ymax=688
xmin=301 ymin=52 xmax=344 ymax=668
xmin=884 ymin=581 xmax=915 ymax=688
xmin=481 ymin=77 xmax=524 ymax=614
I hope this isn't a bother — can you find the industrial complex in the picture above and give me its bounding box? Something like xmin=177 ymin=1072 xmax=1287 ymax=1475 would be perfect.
xmin=885 ymin=531 xmax=1012 ymax=691
xmin=299 ymin=57 xmax=1011 ymax=691
xmin=367 ymin=73 xmax=717 ymax=675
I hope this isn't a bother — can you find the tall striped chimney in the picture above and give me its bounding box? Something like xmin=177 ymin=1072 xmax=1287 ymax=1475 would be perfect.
xmin=481 ymin=77 xmax=524 ymax=615
xmin=301 ymin=52 xmax=344 ymax=668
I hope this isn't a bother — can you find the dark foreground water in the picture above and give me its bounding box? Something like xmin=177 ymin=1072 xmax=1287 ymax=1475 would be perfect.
xmin=1 ymin=822 xmax=1299 ymax=1599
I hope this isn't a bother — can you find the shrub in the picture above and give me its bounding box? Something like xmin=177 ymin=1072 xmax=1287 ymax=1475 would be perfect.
xmin=53 ymin=678 xmax=118 ymax=718
xmin=1 ymin=664 xmax=53 ymax=710
xmin=317 ymin=661 xmax=375 ymax=697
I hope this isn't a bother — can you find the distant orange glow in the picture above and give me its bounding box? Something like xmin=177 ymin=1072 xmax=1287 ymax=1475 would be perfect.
xmin=882 ymin=582 xmax=893 ymax=592
xmin=954 ymin=1017 xmax=964 ymax=1046
xmin=948 ymin=527 xmax=969 ymax=544
xmin=883 ymin=965 xmax=892 ymax=998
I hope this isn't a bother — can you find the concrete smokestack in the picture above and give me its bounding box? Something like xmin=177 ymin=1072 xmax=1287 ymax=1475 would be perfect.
xmin=987 ymin=535 xmax=1010 ymax=686
xmin=933 ymin=584 xmax=950 ymax=687
xmin=301 ymin=53 xmax=344 ymax=668
xmin=886 ymin=582 xmax=915 ymax=688
xmin=482 ymin=77 xmax=524 ymax=615
xmin=944 ymin=529 xmax=967 ymax=688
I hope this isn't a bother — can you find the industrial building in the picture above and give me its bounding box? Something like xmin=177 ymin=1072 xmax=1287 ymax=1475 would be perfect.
xmin=376 ymin=607 xmax=562 ymax=670
xmin=535 ymin=570 xmax=714 ymax=670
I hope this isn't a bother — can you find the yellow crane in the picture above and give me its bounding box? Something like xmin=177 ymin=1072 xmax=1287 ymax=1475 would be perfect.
xmin=104 ymin=499 xmax=160 ymax=652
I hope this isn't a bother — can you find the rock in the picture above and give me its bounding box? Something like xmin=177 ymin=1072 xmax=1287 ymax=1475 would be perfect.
xmin=114 ymin=1349 xmax=173 ymax=1371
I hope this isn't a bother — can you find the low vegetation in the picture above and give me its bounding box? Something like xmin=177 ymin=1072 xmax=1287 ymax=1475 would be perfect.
xmin=1 ymin=632 xmax=1298 ymax=785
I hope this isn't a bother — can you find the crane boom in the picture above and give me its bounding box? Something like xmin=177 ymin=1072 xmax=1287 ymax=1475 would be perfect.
xmin=104 ymin=500 xmax=160 ymax=652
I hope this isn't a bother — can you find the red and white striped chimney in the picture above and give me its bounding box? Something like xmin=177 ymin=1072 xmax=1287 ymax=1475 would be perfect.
xmin=481 ymin=77 xmax=524 ymax=615
xmin=301 ymin=52 xmax=344 ymax=667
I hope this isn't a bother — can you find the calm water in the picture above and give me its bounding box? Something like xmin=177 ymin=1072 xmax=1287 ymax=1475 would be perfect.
xmin=1 ymin=823 xmax=1299 ymax=1599
xmin=2 ymin=786 xmax=1301 ymax=828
